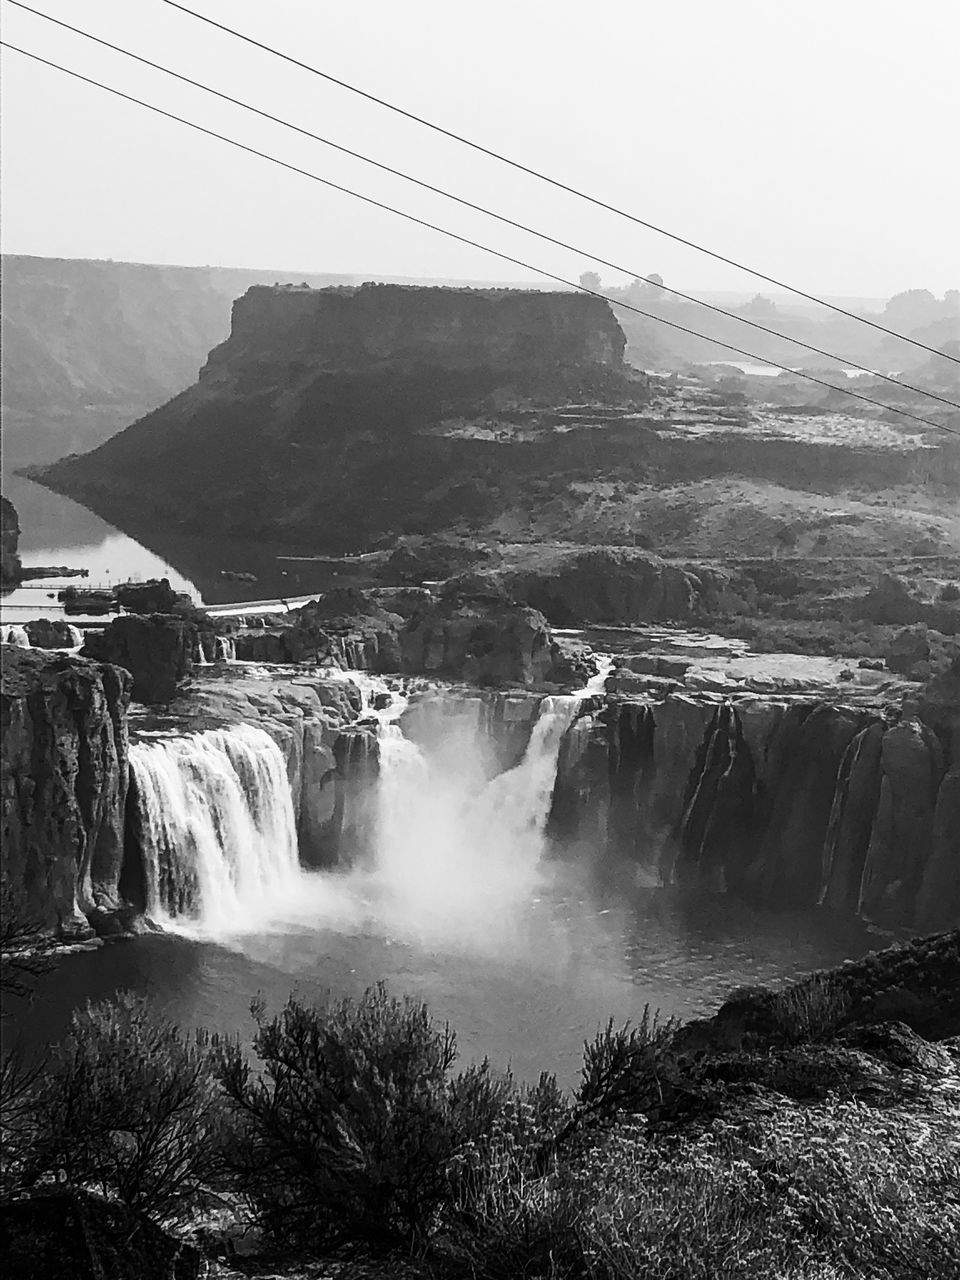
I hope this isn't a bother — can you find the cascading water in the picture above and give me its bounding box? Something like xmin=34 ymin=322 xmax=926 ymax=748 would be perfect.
xmin=3 ymin=625 xmax=30 ymax=648
xmin=352 ymin=666 xmax=611 ymax=940
xmin=130 ymin=724 xmax=301 ymax=934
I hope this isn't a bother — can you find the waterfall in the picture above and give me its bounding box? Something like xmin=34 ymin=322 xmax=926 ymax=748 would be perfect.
xmin=3 ymin=625 xmax=30 ymax=648
xmin=215 ymin=635 xmax=236 ymax=662
xmin=362 ymin=665 xmax=610 ymax=931
xmin=130 ymin=724 xmax=301 ymax=933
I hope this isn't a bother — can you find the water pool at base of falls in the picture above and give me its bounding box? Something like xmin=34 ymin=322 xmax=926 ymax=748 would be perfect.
xmin=18 ymin=672 xmax=879 ymax=1086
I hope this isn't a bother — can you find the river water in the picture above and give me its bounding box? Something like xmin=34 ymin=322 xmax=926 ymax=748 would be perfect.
xmin=10 ymin=652 xmax=878 ymax=1086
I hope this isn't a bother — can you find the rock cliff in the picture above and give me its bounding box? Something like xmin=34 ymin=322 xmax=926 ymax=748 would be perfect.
xmin=1 ymin=495 xmax=22 ymax=589
xmin=35 ymin=284 xmax=639 ymax=549
xmin=1 ymin=646 xmax=131 ymax=937
xmin=0 ymin=255 xmax=361 ymax=468
xmin=551 ymin=671 xmax=960 ymax=931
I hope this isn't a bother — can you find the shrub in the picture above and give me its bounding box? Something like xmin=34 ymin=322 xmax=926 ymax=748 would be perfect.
xmin=26 ymin=993 xmax=221 ymax=1220
xmin=0 ymin=881 xmax=57 ymax=1200
xmin=769 ymin=974 xmax=851 ymax=1045
xmin=215 ymin=983 xmax=515 ymax=1253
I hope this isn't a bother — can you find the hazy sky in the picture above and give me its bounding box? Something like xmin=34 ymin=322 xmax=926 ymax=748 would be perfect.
xmin=2 ymin=0 xmax=957 ymax=298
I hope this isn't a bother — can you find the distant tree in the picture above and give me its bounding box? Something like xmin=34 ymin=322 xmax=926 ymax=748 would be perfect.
xmin=883 ymin=288 xmax=942 ymax=329
xmin=743 ymin=293 xmax=778 ymax=316
xmin=579 ymin=271 xmax=602 ymax=292
xmin=945 ymin=289 xmax=960 ymax=315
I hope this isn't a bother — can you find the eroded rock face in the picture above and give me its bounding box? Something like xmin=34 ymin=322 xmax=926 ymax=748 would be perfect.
xmin=509 ymin=550 xmax=700 ymax=625
xmin=37 ymin=284 xmax=636 ymax=550
xmin=551 ymin=688 xmax=958 ymax=930
xmin=148 ymin=671 xmax=376 ymax=871
xmin=82 ymin=614 xmax=196 ymax=703
xmin=858 ymin=718 xmax=946 ymax=926
xmin=1 ymin=646 xmax=131 ymax=936
xmin=23 ymin=618 xmax=80 ymax=649
xmin=0 ymin=495 xmax=22 ymax=589
xmin=400 ymin=597 xmax=559 ymax=685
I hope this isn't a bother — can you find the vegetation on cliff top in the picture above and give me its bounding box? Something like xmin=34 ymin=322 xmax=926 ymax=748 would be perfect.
xmin=2 ymin=927 xmax=958 ymax=1278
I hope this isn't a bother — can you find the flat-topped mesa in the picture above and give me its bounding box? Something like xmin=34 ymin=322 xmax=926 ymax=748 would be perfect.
xmin=204 ymin=283 xmax=627 ymax=380
xmin=35 ymin=285 xmax=635 ymax=548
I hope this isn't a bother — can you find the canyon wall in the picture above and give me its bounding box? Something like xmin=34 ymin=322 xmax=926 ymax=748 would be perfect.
xmin=0 ymin=256 xmax=360 ymax=468
xmin=551 ymin=671 xmax=960 ymax=932
xmin=35 ymin=284 xmax=640 ymax=550
xmin=1 ymin=647 xmax=131 ymax=936
xmin=1 ymin=496 xmax=22 ymax=589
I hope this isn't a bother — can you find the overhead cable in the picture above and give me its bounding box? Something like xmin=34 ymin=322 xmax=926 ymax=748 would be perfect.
xmin=8 ymin=1 xmax=959 ymax=411
xmin=2 ymin=39 xmax=958 ymax=440
xmin=156 ymin=0 xmax=960 ymax=366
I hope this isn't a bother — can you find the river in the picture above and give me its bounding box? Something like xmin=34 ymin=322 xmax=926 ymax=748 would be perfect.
xmin=4 ymin=479 xmax=878 ymax=1084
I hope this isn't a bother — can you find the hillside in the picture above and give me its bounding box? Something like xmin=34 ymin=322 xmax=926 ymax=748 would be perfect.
xmin=0 ymin=255 xmax=360 ymax=469
xmin=32 ymin=280 xmax=960 ymax=572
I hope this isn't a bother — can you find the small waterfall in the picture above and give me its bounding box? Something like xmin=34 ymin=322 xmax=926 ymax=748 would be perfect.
xmin=130 ymin=724 xmax=300 ymax=933
xmin=3 ymin=625 xmax=30 ymax=648
xmin=215 ymin=635 xmax=236 ymax=662
xmin=65 ymin=624 xmax=83 ymax=648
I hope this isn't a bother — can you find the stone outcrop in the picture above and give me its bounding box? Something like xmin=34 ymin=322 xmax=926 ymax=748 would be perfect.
xmin=35 ymin=284 xmax=639 ymax=550
xmin=400 ymin=596 xmax=560 ymax=686
xmin=115 ymin=577 xmax=182 ymax=614
xmin=23 ymin=619 xmax=81 ymax=649
xmin=508 ymin=550 xmax=701 ymax=625
xmin=82 ymin=614 xmax=197 ymax=703
xmin=142 ymin=670 xmax=378 ymax=871
xmin=1 ymin=495 xmax=22 ymax=589
xmin=231 ymin=588 xmax=571 ymax=688
xmin=1 ymin=646 xmax=131 ymax=936
xmin=217 ymin=283 xmax=626 ymax=376
xmin=551 ymin=683 xmax=959 ymax=931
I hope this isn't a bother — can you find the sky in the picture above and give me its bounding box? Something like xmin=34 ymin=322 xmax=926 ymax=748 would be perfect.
xmin=1 ymin=0 xmax=958 ymax=299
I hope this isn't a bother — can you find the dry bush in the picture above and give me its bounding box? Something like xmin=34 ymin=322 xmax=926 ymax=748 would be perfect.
xmin=26 ymin=993 xmax=222 ymax=1220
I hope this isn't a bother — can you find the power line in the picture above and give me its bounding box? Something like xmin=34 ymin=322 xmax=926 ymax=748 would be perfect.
xmin=8 ymin=2 xmax=959 ymax=414
xmin=158 ymin=0 xmax=960 ymax=367
xmin=2 ymin=39 xmax=958 ymax=441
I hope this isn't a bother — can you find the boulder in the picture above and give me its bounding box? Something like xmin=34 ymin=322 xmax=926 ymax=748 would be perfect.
xmin=23 ymin=618 xmax=81 ymax=649
xmin=115 ymin=577 xmax=180 ymax=614
xmin=82 ymin=614 xmax=196 ymax=704
xmin=885 ymin=624 xmax=930 ymax=676
xmin=507 ymin=549 xmax=702 ymax=625
xmin=401 ymin=598 xmax=560 ymax=685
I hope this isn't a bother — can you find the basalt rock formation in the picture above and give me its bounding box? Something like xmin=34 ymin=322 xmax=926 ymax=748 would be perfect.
xmin=551 ymin=668 xmax=960 ymax=931
xmin=230 ymin=587 xmax=569 ymax=687
xmin=36 ymin=283 xmax=639 ymax=550
xmin=1 ymin=254 xmax=364 ymax=469
xmin=1 ymin=495 xmax=23 ymax=590
xmin=1 ymin=646 xmax=131 ymax=937
xmin=82 ymin=615 xmax=198 ymax=704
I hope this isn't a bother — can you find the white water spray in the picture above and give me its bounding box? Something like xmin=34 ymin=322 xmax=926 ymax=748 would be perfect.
xmin=352 ymin=665 xmax=610 ymax=941
xmin=3 ymin=625 xmax=30 ymax=648
xmin=130 ymin=724 xmax=301 ymax=934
